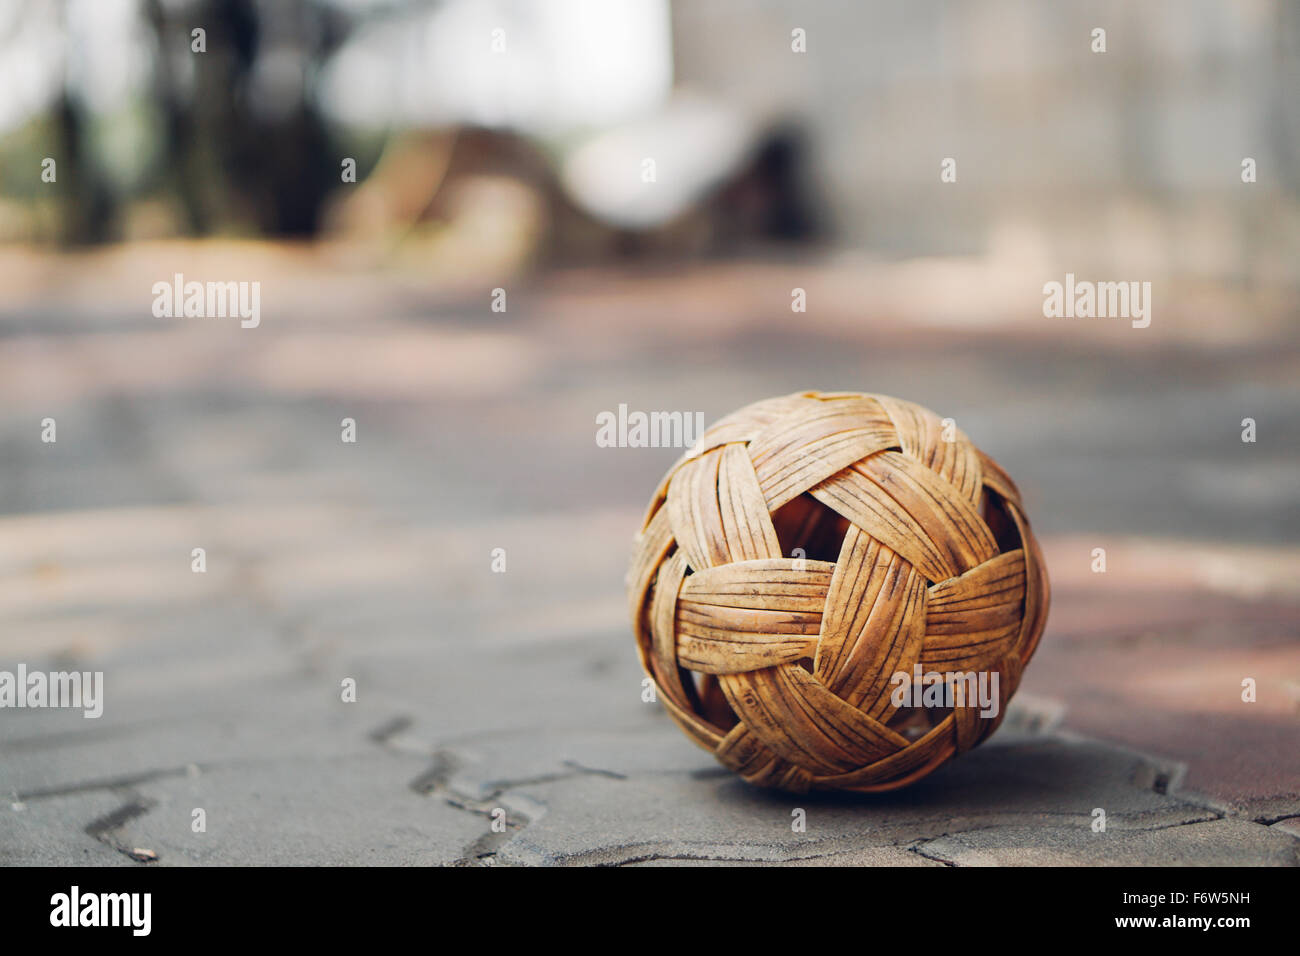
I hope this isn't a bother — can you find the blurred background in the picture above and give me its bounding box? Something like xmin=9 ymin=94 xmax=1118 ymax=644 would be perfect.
xmin=1 ymin=0 xmax=1297 ymax=864
xmin=3 ymin=0 xmax=1298 ymax=276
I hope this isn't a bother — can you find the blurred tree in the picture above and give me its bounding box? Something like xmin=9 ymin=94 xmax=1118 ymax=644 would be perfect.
xmin=52 ymin=88 xmax=115 ymax=244
xmin=23 ymin=0 xmax=361 ymax=243
xmin=142 ymin=0 xmax=354 ymax=237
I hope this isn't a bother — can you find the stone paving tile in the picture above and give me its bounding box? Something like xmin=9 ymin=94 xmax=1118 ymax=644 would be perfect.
xmin=1 ymin=791 xmax=137 ymax=867
xmin=1028 ymin=538 xmax=1300 ymax=813
xmin=0 ymin=673 xmax=386 ymax=800
xmin=1270 ymin=818 xmax=1300 ymax=839
xmin=3 ymin=602 xmax=1281 ymax=866
xmin=94 ymin=752 xmax=485 ymax=866
xmin=914 ymin=819 xmax=1300 ymax=867
xmin=325 ymin=639 xmax=641 ymax=745
xmin=1 ymin=259 xmax=1296 ymax=865
xmin=451 ymin=730 xmax=1222 ymax=866
xmin=629 ymin=847 xmax=941 ymax=867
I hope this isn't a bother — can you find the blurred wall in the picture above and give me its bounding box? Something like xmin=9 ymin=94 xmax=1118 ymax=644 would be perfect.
xmin=671 ymin=0 xmax=1300 ymax=285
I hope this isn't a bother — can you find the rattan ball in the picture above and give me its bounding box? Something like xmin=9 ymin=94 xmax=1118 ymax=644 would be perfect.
xmin=627 ymin=391 xmax=1050 ymax=792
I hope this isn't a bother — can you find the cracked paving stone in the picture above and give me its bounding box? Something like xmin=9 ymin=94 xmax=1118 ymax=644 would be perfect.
xmin=407 ymin=726 xmax=715 ymax=802
xmin=627 ymin=846 xmax=943 ymax=867
xmin=98 ymin=751 xmax=486 ymax=866
xmin=1270 ymin=817 xmax=1300 ymax=839
xmin=1 ymin=791 xmax=139 ymax=866
xmin=352 ymin=645 xmax=1065 ymax=797
xmin=453 ymin=732 xmax=1220 ymax=866
xmin=913 ymin=818 xmax=1300 ymax=867
xmin=0 ymin=678 xmax=398 ymax=800
xmin=4 ymin=264 xmax=1296 ymax=868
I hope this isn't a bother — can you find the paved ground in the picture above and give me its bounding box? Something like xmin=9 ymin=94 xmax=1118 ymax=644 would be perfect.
xmin=1 ymin=245 xmax=1297 ymax=865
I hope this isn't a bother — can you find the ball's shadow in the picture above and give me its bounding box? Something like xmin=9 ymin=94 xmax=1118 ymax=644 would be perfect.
xmin=701 ymin=733 xmax=1145 ymax=819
